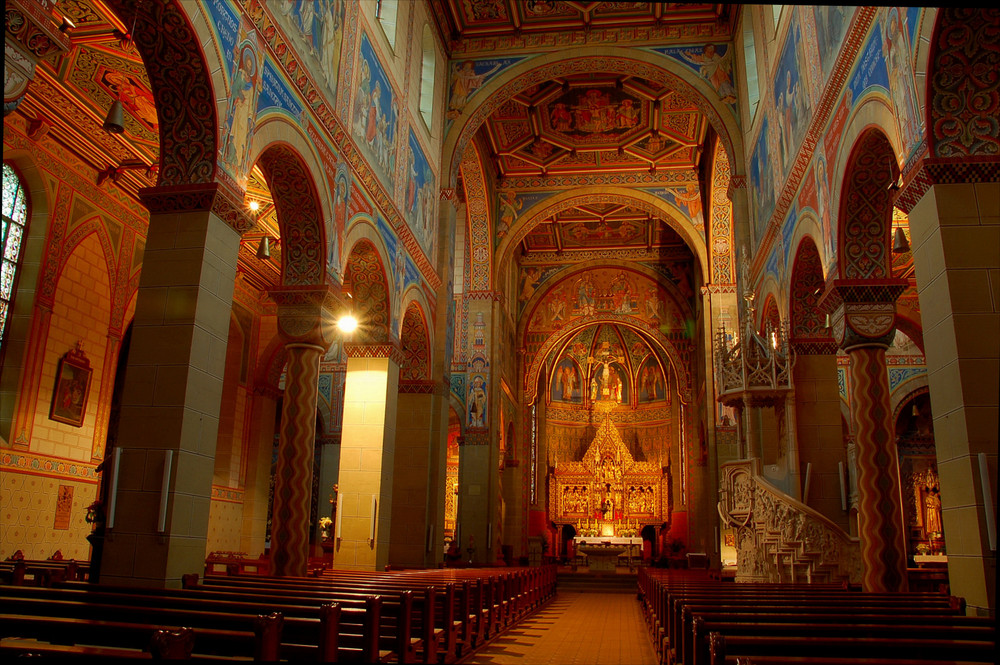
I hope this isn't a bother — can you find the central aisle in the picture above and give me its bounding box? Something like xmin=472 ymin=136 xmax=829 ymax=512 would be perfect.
xmin=465 ymin=591 xmax=657 ymax=665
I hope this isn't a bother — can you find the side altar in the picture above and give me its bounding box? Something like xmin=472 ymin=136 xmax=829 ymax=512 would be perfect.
xmin=549 ymin=399 xmax=669 ymax=545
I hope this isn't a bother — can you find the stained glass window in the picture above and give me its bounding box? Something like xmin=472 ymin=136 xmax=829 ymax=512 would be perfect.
xmin=1 ymin=162 xmax=29 ymax=353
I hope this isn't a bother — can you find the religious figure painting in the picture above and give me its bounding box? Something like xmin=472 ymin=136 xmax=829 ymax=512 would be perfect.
xmin=637 ymin=358 xmax=665 ymax=403
xmin=219 ymin=41 xmax=261 ymax=184
xmin=543 ymin=86 xmax=644 ymax=139
xmin=49 ymin=345 xmax=92 ymax=428
xmin=813 ymin=6 xmax=851 ymax=76
xmin=773 ymin=22 xmax=810 ymax=183
xmin=467 ymin=375 xmax=488 ymax=428
xmin=678 ymin=44 xmax=737 ymax=104
xmin=551 ymin=356 xmax=582 ymax=403
xmin=403 ymin=130 xmax=437 ymax=258
xmin=271 ymin=0 xmax=346 ymax=100
xmin=352 ymin=33 xmax=398 ymax=182
xmin=881 ymin=8 xmax=923 ymax=155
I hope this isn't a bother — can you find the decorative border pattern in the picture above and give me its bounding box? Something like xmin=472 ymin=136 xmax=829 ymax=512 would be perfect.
xmin=839 ymin=129 xmax=896 ymax=280
xmin=461 ymin=140 xmax=492 ymax=291
xmin=929 ymin=9 xmax=1000 ymax=158
xmin=211 ymin=485 xmax=245 ymax=503
xmin=0 ymin=451 xmax=98 ymax=483
xmin=710 ymin=140 xmax=735 ymax=285
xmin=344 ymin=342 xmax=406 ymax=365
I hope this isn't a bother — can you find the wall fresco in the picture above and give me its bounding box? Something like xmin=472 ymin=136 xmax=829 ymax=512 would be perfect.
xmin=352 ymin=32 xmax=398 ymax=184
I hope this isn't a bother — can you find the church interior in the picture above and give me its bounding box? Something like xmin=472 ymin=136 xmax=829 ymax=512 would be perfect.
xmin=1 ymin=0 xmax=997 ymax=650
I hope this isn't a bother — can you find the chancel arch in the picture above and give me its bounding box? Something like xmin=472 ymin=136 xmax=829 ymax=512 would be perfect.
xmin=497 ymin=188 xmax=710 ymax=286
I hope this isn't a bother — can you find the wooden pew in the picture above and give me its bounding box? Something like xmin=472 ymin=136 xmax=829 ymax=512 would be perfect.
xmin=708 ymin=633 xmax=996 ymax=665
xmin=0 ymin=610 xmax=280 ymax=660
xmin=689 ymin=617 xmax=995 ymax=665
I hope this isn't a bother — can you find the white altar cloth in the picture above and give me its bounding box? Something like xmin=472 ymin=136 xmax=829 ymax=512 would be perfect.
xmin=573 ymin=536 xmax=642 ymax=546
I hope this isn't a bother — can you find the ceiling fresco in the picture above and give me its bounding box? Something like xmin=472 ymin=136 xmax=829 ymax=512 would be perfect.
xmin=523 ymin=266 xmax=691 ymax=339
xmin=18 ymin=0 xmax=159 ymax=199
xmin=435 ymin=1 xmax=729 ymax=41
xmin=485 ymin=74 xmax=708 ymax=178
xmin=519 ymin=203 xmax=689 ymax=253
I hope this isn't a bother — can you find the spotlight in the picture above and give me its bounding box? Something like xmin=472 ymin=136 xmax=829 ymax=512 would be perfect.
xmin=337 ymin=315 xmax=358 ymax=333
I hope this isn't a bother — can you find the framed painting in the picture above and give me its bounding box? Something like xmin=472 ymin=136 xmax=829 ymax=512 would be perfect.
xmin=49 ymin=344 xmax=92 ymax=428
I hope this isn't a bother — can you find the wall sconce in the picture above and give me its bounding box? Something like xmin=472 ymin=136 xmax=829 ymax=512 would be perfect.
xmin=892 ymin=226 xmax=910 ymax=253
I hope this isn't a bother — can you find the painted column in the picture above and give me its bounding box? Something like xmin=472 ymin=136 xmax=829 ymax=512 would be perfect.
xmin=335 ymin=344 xmax=401 ymax=571
xmin=101 ymin=184 xmax=250 ymax=588
xmin=269 ymin=285 xmax=339 ymax=577
xmin=829 ymin=280 xmax=908 ymax=592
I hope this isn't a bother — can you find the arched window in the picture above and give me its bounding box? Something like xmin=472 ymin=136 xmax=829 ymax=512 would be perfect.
xmin=376 ymin=0 xmax=398 ymax=48
xmin=419 ymin=24 xmax=436 ymax=129
xmin=1 ymin=163 xmax=29 ymax=353
xmin=742 ymin=12 xmax=760 ymax=123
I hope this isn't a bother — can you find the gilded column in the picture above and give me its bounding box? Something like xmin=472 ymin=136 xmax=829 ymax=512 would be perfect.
xmin=829 ymin=280 xmax=908 ymax=592
xmin=269 ymin=285 xmax=340 ymax=577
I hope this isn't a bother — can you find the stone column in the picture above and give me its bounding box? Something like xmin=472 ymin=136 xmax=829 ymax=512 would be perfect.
xmin=390 ymin=384 xmax=436 ymax=567
xmin=335 ymin=344 xmax=402 ymax=570
xmin=791 ymin=345 xmax=849 ymax=529
xmin=268 ymin=285 xmax=339 ymax=577
xmin=101 ymin=183 xmax=250 ymax=588
xmin=829 ymin=280 xmax=908 ymax=592
xmin=906 ymin=178 xmax=998 ymax=615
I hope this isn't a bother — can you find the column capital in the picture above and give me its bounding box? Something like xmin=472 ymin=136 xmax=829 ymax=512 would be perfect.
xmin=139 ymin=182 xmax=255 ymax=234
xmin=344 ymin=341 xmax=405 ymax=366
xmin=270 ymin=284 xmax=345 ymax=349
xmin=824 ymin=279 xmax=907 ymax=351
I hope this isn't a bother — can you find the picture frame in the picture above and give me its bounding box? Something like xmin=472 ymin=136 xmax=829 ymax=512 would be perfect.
xmin=49 ymin=343 xmax=92 ymax=428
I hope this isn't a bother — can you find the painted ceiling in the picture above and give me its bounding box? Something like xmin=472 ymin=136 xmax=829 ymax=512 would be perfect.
xmin=519 ymin=202 xmax=690 ymax=253
xmin=485 ymin=74 xmax=709 ymax=178
xmin=19 ymin=0 xmax=158 ymax=199
xmin=435 ymin=1 xmax=729 ymax=40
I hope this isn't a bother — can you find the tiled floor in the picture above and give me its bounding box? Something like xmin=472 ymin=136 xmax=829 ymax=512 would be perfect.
xmin=465 ymin=592 xmax=657 ymax=665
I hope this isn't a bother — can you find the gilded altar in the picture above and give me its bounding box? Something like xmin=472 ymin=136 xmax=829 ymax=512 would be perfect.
xmin=550 ymin=400 xmax=669 ymax=537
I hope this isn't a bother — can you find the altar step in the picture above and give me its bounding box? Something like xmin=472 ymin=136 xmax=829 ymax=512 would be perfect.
xmin=556 ymin=571 xmax=638 ymax=594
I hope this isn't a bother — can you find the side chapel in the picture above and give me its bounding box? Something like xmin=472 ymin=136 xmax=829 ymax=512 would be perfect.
xmin=1 ymin=1 xmax=995 ymax=616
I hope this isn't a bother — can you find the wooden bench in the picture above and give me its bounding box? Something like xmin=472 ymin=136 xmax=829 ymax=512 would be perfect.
xmin=0 ymin=610 xmax=279 ymax=660
xmin=708 ymin=633 xmax=996 ymax=665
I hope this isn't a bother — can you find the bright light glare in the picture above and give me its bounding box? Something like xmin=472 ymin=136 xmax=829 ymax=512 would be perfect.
xmin=248 ymin=200 xmax=260 ymax=211
xmin=337 ymin=315 xmax=358 ymax=333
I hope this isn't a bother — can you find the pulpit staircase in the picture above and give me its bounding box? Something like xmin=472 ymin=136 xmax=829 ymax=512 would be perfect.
xmin=719 ymin=459 xmax=861 ymax=585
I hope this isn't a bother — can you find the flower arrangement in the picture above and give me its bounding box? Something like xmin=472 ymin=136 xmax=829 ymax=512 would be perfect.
xmin=318 ymin=517 xmax=333 ymax=529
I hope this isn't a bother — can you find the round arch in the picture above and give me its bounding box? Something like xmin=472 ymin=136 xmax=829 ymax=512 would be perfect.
xmin=498 ymin=187 xmax=709 ymax=285
xmin=515 ymin=258 xmax=696 ymax=346
xmin=788 ymin=234 xmax=830 ymax=345
xmin=342 ymin=231 xmax=392 ymax=345
xmin=106 ymin=0 xmax=219 ymax=187
xmin=255 ymin=140 xmax=328 ymax=286
xmin=837 ymin=127 xmax=899 ymax=281
xmin=441 ymin=47 xmax=745 ymax=188
xmin=399 ymin=296 xmax=433 ymax=382
xmin=523 ymin=315 xmax=693 ymax=406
